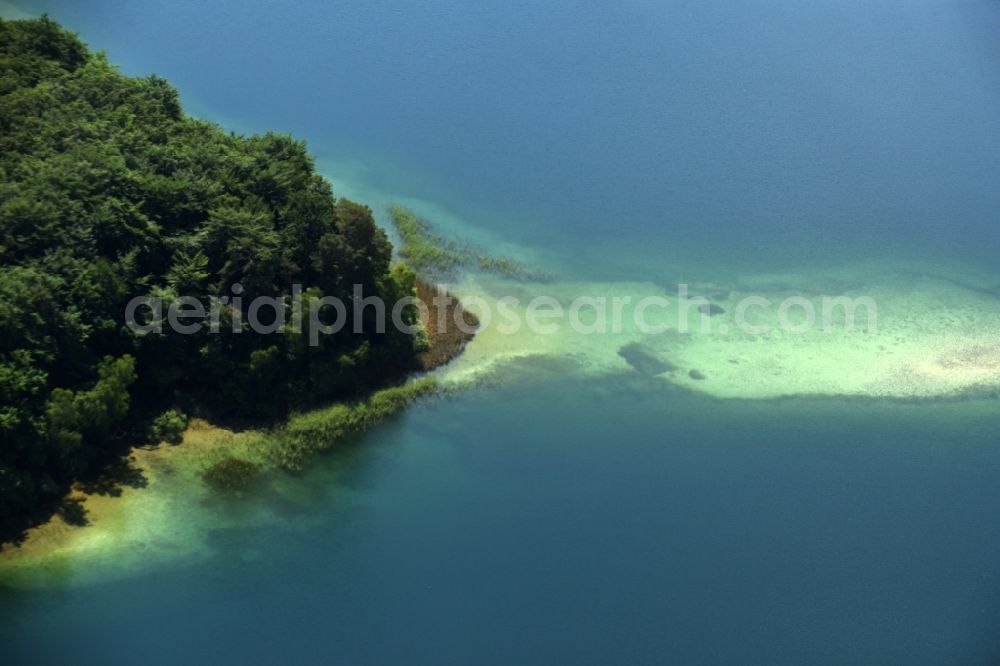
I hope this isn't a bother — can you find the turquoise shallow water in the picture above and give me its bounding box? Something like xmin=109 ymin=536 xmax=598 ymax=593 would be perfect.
xmin=4 ymin=0 xmax=1000 ymax=663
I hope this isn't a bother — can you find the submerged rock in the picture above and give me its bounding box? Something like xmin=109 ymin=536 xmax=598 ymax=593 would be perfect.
xmin=617 ymin=342 xmax=678 ymax=377
xmin=689 ymin=369 xmax=706 ymax=380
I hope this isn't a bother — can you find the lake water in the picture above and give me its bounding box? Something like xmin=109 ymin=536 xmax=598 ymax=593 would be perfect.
xmin=3 ymin=0 xmax=1000 ymax=663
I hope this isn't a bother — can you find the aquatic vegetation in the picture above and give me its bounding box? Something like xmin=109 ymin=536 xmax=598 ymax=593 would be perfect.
xmin=476 ymin=254 xmax=534 ymax=279
xmin=388 ymin=205 xmax=467 ymax=275
xmin=202 ymin=458 xmax=262 ymax=493
xmin=388 ymin=205 xmax=546 ymax=280
xmin=272 ymin=378 xmax=438 ymax=471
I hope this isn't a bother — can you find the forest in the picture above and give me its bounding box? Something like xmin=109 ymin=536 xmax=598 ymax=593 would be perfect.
xmin=0 ymin=16 xmax=423 ymax=543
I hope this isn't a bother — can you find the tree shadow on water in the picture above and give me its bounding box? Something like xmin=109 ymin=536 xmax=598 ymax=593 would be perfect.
xmin=56 ymin=496 xmax=89 ymax=527
xmin=77 ymin=456 xmax=148 ymax=497
xmin=0 ymin=456 xmax=150 ymax=551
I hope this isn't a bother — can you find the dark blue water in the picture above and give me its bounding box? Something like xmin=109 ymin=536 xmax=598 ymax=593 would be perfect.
xmin=11 ymin=0 xmax=1000 ymax=277
xmin=4 ymin=1 xmax=1000 ymax=663
xmin=3 ymin=378 xmax=1000 ymax=665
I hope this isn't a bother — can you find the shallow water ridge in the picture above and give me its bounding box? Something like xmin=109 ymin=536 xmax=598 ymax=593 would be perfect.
xmin=4 ymin=0 xmax=1000 ymax=663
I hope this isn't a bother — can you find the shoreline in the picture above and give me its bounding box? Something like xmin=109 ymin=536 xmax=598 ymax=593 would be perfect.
xmin=6 ymin=258 xmax=1000 ymax=585
xmin=0 ymin=278 xmax=475 ymax=583
xmin=5 ymin=206 xmax=1000 ymax=585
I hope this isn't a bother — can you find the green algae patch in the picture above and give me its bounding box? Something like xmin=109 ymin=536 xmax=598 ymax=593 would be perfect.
xmin=273 ymin=378 xmax=437 ymax=472
xmin=389 ymin=204 xmax=546 ymax=280
xmin=202 ymin=458 xmax=262 ymax=494
xmin=389 ymin=204 xmax=467 ymax=276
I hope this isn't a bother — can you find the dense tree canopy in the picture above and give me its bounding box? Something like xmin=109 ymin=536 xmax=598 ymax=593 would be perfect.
xmin=0 ymin=16 xmax=420 ymax=542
